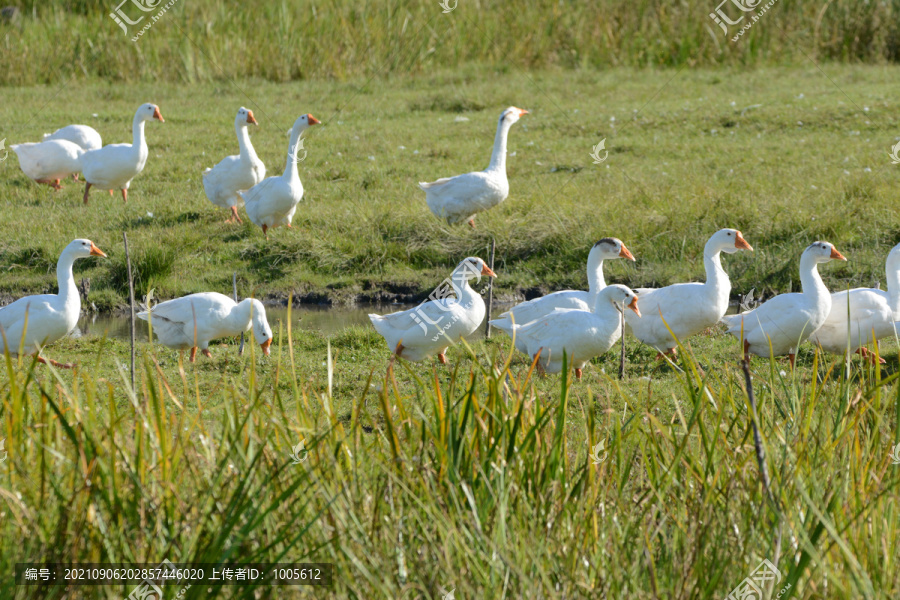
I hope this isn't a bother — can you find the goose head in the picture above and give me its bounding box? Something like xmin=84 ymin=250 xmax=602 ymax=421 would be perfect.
xmin=237 ymin=107 xmax=258 ymax=127
xmin=64 ymin=238 xmax=107 ymax=260
xmin=804 ymin=241 xmax=847 ymax=264
xmin=709 ymin=228 xmax=753 ymax=255
xmin=602 ymin=284 xmax=640 ymax=317
xmin=590 ymin=237 xmax=635 ymax=262
xmin=499 ymin=106 xmax=529 ymax=126
xmin=292 ymin=113 xmax=321 ymax=132
xmin=248 ymin=299 xmax=273 ymax=356
xmin=453 ymin=257 xmax=497 ymax=285
xmin=137 ymin=103 xmax=164 ymax=123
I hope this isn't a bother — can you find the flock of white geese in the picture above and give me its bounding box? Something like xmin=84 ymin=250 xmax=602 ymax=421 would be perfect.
xmin=1 ymin=103 xmax=895 ymax=373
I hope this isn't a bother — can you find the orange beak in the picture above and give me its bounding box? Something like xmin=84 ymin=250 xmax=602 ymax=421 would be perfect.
xmin=517 ymin=108 xmax=529 ymax=117
xmin=830 ymin=246 xmax=847 ymax=261
xmin=89 ymin=242 xmax=107 ymax=258
xmin=481 ymin=265 xmax=497 ymax=278
xmin=247 ymin=110 xmax=258 ymax=126
xmin=307 ymin=114 xmax=321 ymax=125
xmin=619 ymin=244 xmax=635 ymax=261
xmin=628 ymin=297 xmax=641 ymax=317
xmin=260 ymin=338 xmax=272 ymax=356
xmin=734 ymin=231 xmax=753 ymax=251
xmin=152 ymin=106 xmax=164 ymax=122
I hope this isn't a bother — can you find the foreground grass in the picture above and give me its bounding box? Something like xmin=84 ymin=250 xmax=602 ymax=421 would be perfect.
xmin=1 ymin=314 xmax=899 ymax=598
xmin=2 ymin=65 xmax=900 ymax=311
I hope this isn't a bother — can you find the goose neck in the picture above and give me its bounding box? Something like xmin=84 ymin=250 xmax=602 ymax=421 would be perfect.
xmin=132 ymin=115 xmax=147 ymax=155
xmin=284 ymin=125 xmax=304 ymax=178
xmin=235 ymin=122 xmax=258 ymax=163
xmin=799 ymin=254 xmax=828 ymax=300
xmin=886 ymin=257 xmax=900 ymax=313
xmin=487 ymin=118 xmax=513 ymax=172
xmin=56 ymin=250 xmax=79 ymax=308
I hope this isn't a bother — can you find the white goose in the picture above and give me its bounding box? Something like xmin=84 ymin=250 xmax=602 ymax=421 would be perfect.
xmin=243 ymin=113 xmax=320 ymax=237
xmin=420 ymin=106 xmax=528 ymax=228
xmin=512 ymin=284 xmax=640 ymax=379
xmin=625 ymin=229 xmax=753 ymax=359
xmin=369 ymin=257 xmax=496 ymax=362
xmin=43 ymin=125 xmax=102 ymax=151
xmin=81 ymin=103 xmax=164 ymax=204
xmin=490 ymin=237 xmax=634 ymax=352
xmin=809 ymin=243 xmax=900 ymax=362
xmin=138 ymin=292 xmax=273 ymax=362
xmin=11 ymin=139 xmax=85 ymax=190
xmin=723 ymin=241 xmax=847 ymax=366
xmin=0 ymin=239 xmax=107 ymax=367
xmin=202 ymin=107 xmax=266 ymax=224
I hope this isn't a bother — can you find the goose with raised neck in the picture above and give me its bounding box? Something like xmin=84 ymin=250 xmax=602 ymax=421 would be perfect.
xmin=625 ymin=228 xmax=753 ymax=359
xmin=202 ymin=107 xmax=266 ymax=223
xmin=0 ymin=239 xmax=107 ymax=367
xmin=81 ymin=102 xmax=164 ymax=204
xmin=369 ymin=257 xmax=497 ymax=362
xmin=513 ymin=284 xmax=641 ymax=379
xmin=242 ymin=112 xmax=321 ymax=238
xmin=490 ymin=238 xmax=634 ymax=352
xmin=723 ymin=241 xmax=846 ymax=366
xmin=810 ymin=242 xmax=900 ymax=361
xmin=420 ymin=106 xmax=528 ymax=228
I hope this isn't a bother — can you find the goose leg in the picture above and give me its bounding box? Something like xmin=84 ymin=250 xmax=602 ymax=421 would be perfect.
xmin=574 ymin=368 xmax=583 ymax=380
xmin=438 ymin=352 xmax=447 ymax=364
xmin=82 ymin=182 xmax=92 ymax=204
xmin=788 ymin=353 xmax=796 ymax=368
xmin=36 ymin=356 xmax=75 ymax=369
xmin=262 ymin=224 xmax=268 ymax=239
xmin=35 ymin=178 xmax=62 ymax=190
xmin=72 ymin=173 xmax=79 ymax=181
xmin=856 ymin=347 xmax=886 ymax=364
xmin=190 ymin=347 xmax=198 ymax=362
xmin=201 ymin=349 xmax=212 ymax=358
xmin=743 ymin=339 xmax=751 ymax=363
xmin=394 ymin=343 xmax=404 ymax=357
xmin=109 ymin=189 xmax=114 ymax=196
xmin=230 ymin=206 xmax=242 ymax=224
xmin=121 ymin=189 xmax=128 ymax=202
xmin=467 ymin=218 xmax=476 ymax=229
xmin=656 ymin=348 xmax=677 ymax=361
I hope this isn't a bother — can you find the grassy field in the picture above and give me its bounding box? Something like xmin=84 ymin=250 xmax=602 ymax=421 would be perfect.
xmin=2 ymin=64 xmax=900 ymax=597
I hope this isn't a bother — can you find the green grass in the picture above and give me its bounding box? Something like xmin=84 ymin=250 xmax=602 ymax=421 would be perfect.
xmin=3 ymin=62 xmax=900 ymax=597
xmin=2 ymin=65 xmax=900 ymax=310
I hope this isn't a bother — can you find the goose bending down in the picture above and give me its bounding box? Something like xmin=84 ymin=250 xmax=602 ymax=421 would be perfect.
xmin=43 ymin=125 xmax=102 ymax=151
xmin=81 ymin=103 xmax=164 ymax=204
xmin=808 ymin=243 xmax=900 ymax=362
xmin=420 ymin=106 xmax=528 ymax=228
xmin=490 ymin=237 xmax=634 ymax=352
xmin=243 ymin=113 xmax=320 ymax=237
xmin=138 ymin=292 xmax=273 ymax=362
xmin=11 ymin=140 xmax=85 ymax=190
xmin=511 ymin=285 xmax=640 ymax=379
xmin=625 ymin=229 xmax=753 ymax=359
xmin=369 ymin=257 xmax=496 ymax=362
xmin=0 ymin=239 xmax=107 ymax=367
xmin=722 ymin=241 xmax=847 ymax=366
xmin=202 ymin=107 xmax=266 ymax=224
